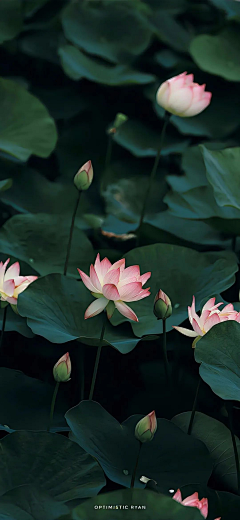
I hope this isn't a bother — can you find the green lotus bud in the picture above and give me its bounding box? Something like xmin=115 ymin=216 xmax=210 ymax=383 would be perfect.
xmin=135 ymin=411 xmax=157 ymax=443
xmin=53 ymin=352 xmax=71 ymax=383
xmin=74 ymin=160 xmax=93 ymax=191
xmin=154 ymin=289 xmax=172 ymax=320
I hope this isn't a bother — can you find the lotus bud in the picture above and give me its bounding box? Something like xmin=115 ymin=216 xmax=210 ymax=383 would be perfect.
xmin=74 ymin=160 xmax=93 ymax=191
xmin=156 ymin=72 xmax=212 ymax=117
xmin=108 ymin=113 xmax=128 ymax=134
xmin=53 ymin=352 xmax=71 ymax=383
xmin=154 ymin=290 xmax=172 ymax=320
xmin=135 ymin=411 xmax=157 ymax=443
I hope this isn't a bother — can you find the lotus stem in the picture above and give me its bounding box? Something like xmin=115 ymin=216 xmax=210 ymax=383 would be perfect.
xmin=64 ymin=190 xmax=82 ymax=276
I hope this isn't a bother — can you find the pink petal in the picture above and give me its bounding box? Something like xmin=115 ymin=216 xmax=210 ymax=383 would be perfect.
xmin=138 ymin=271 xmax=151 ymax=286
xmin=84 ymin=297 xmax=108 ymax=319
xmin=128 ymin=288 xmax=150 ymax=302
xmin=98 ymin=257 xmax=112 ymax=281
xmin=103 ymin=267 xmax=120 ymax=286
xmin=118 ymin=282 xmax=143 ymax=302
xmin=182 ymin=492 xmax=199 ymax=507
xmin=13 ymin=277 xmax=37 ymax=296
xmin=199 ymin=309 xmax=211 ymax=328
xmin=204 ymin=313 xmax=221 ymax=332
xmin=90 ymin=265 xmax=102 ymax=292
xmin=202 ymin=297 xmax=216 ymax=312
xmin=168 ymin=85 xmax=193 ymax=114
xmin=109 ymin=258 xmax=125 ymax=272
xmin=4 ymin=261 xmax=20 ymax=281
xmin=1 ymin=295 xmax=17 ymax=305
xmin=199 ymin=498 xmax=208 ymax=519
xmin=172 ymin=489 xmax=182 ymax=503
xmin=221 ymin=303 xmax=234 ymax=313
xmin=192 ymin=318 xmax=203 ymax=336
xmin=115 ymin=301 xmax=138 ymax=322
xmin=0 ymin=258 xmax=10 ymax=285
xmin=120 ymin=265 xmax=140 ymax=281
xmin=183 ymin=92 xmax=212 ymax=117
xmin=173 ymin=326 xmax=198 ymax=338
xmin=156 ymin=81 xmax=171 ymax=109
xmin=78 ymin=269 xmax=100 ymax=293
xmin=2 ymin=279 xmax=15 ymax=297
xmin=102 ymin=284 xmax=120 ymax=301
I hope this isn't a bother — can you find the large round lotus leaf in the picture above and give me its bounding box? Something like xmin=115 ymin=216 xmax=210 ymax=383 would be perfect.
xmin=172 ymin=411 xmax=240 ymax=494
xmin=65 ymin=489 xmax=203 ymax=520
xmin=18 ymin=275 xmax=139 ymax=353
xmin=190 ymin=27 xmax=240 ymax=81
xmin=65 ymin=401 xmax=212 ymax=491
xmin=0 ymin=431 xmax=105 ymax=503
xmin=59 ymin=45 xmax=155 ymax=85
xmin=0 ymin=0 xmax=22 ymax=44
xmin=202 ymin=146 xmax=240 ymax=210
xmin=0 ymin=78 xmax=57 ymax=161
xmin=110 ymin=244 xmax=238 ymax=337
xmin=0 ymin=484 xmax=68 ymax=520
xmin=0 ymin=304 xmax=33 ymax=338
xmin=0 ymin=213 xmax=94 ymax=276
xmin=113 ymin=119 xmax=190 ymax=157
xmin=61 ymin=1 xmax=152 ymax=63
xmin=0 ymin=368 xmax=70 ymax=432
xmin=194 ymin=321 xmax=240 ymax=401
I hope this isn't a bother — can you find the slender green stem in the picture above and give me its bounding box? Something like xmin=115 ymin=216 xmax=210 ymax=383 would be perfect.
xmin=47 ymin=381 xmax=60 ymax=433
xmin=80 ymin=346 xmax=85 ymax=401
xmin=162 ymin=319 xmax=171 ymax=385
xmin=137 ymin=113 xmax=170 ymax=233
xmin=188 ymin=377 xmax=201 ymax=434
xmin=227 ymin=402 xmax=240 ymax=495
xmin=88 ymin=321 xmax=106 ymax=400
xmin=101 ymin=134 xmax=113 ymax=190
xmin=131 ymin=442 xmax=142 ymax=488
xmin=0 ymin=305 xmax=8 ymax=352
xmin=64 ymin=190 xmax=81 ymax=276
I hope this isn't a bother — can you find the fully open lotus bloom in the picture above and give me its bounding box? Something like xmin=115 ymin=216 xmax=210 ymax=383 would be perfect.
xmin=156 ymin=72 xmax=212 ymax=117
xmin=78 ymin=253 xmax=151 ymax=322
xmin=173 ymin=489 xmax=220 ymax=520
xmin=173 ymin=296 xmax=240 ymax=339
xmin=0 ymin=259 xmax=38 ymax=305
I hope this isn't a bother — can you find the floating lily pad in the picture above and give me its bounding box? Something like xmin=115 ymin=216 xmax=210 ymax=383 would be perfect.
xmin=59 ymin=45 xmax=155 ymax=85
xmin=0 ymin=213 xmax=94 ymax=276
xmin=202 ymin=145 xmax=240 ymax=210
xmin=195 ymin=321 xmax=240 ymax=401
xmin=65 ymin=401 xmax=212 ymax=490
xmin=172 ymin=411 xmax=240 ymax=494
xmin=0 ymin=484 xmax=68 ymax=520
xmin=0 ymin=430 xmax=105 ymax=503
xmin=0 ymin=78 xmax=57 ymax=161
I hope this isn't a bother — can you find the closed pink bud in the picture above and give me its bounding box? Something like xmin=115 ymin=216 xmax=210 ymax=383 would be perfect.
xmin=74 ymin=160 xmax=93 ymax=191
xmin=135 ymin=411 xmax=157 ymax=443
xmin=156 ymin=72 xmax=212 ymax=117
xmin=154 ymin=289 xmax=172 ymax=320
xmin=53 ymin=352 xmax=71 ymax=383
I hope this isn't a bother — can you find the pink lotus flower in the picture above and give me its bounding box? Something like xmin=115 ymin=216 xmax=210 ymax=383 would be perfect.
xmin=173 ymin=296 xmax=240 ymax=339
xmin=78 ymin=253 xmax=151 ymax=322
xmin=0 ymin=259 xmax=38 ymax=305
xmin=173 ymin=489 xmax=220 ymax=520
xmin=156 ymin=72 xmax=212 ymax=117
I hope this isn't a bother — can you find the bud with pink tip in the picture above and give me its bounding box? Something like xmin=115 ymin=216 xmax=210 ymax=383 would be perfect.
xmin=53 ymin=352 xmax=71 ymax=383
xmin=154 ymin=289 xmax=172 ymax=320
xmin=74 ymin=160 xmax=93 ymax=191
xmin=156 ymin=72 xmax=212 ymax=118
xmin=135 ymin=411 xmax=157 ymax=443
